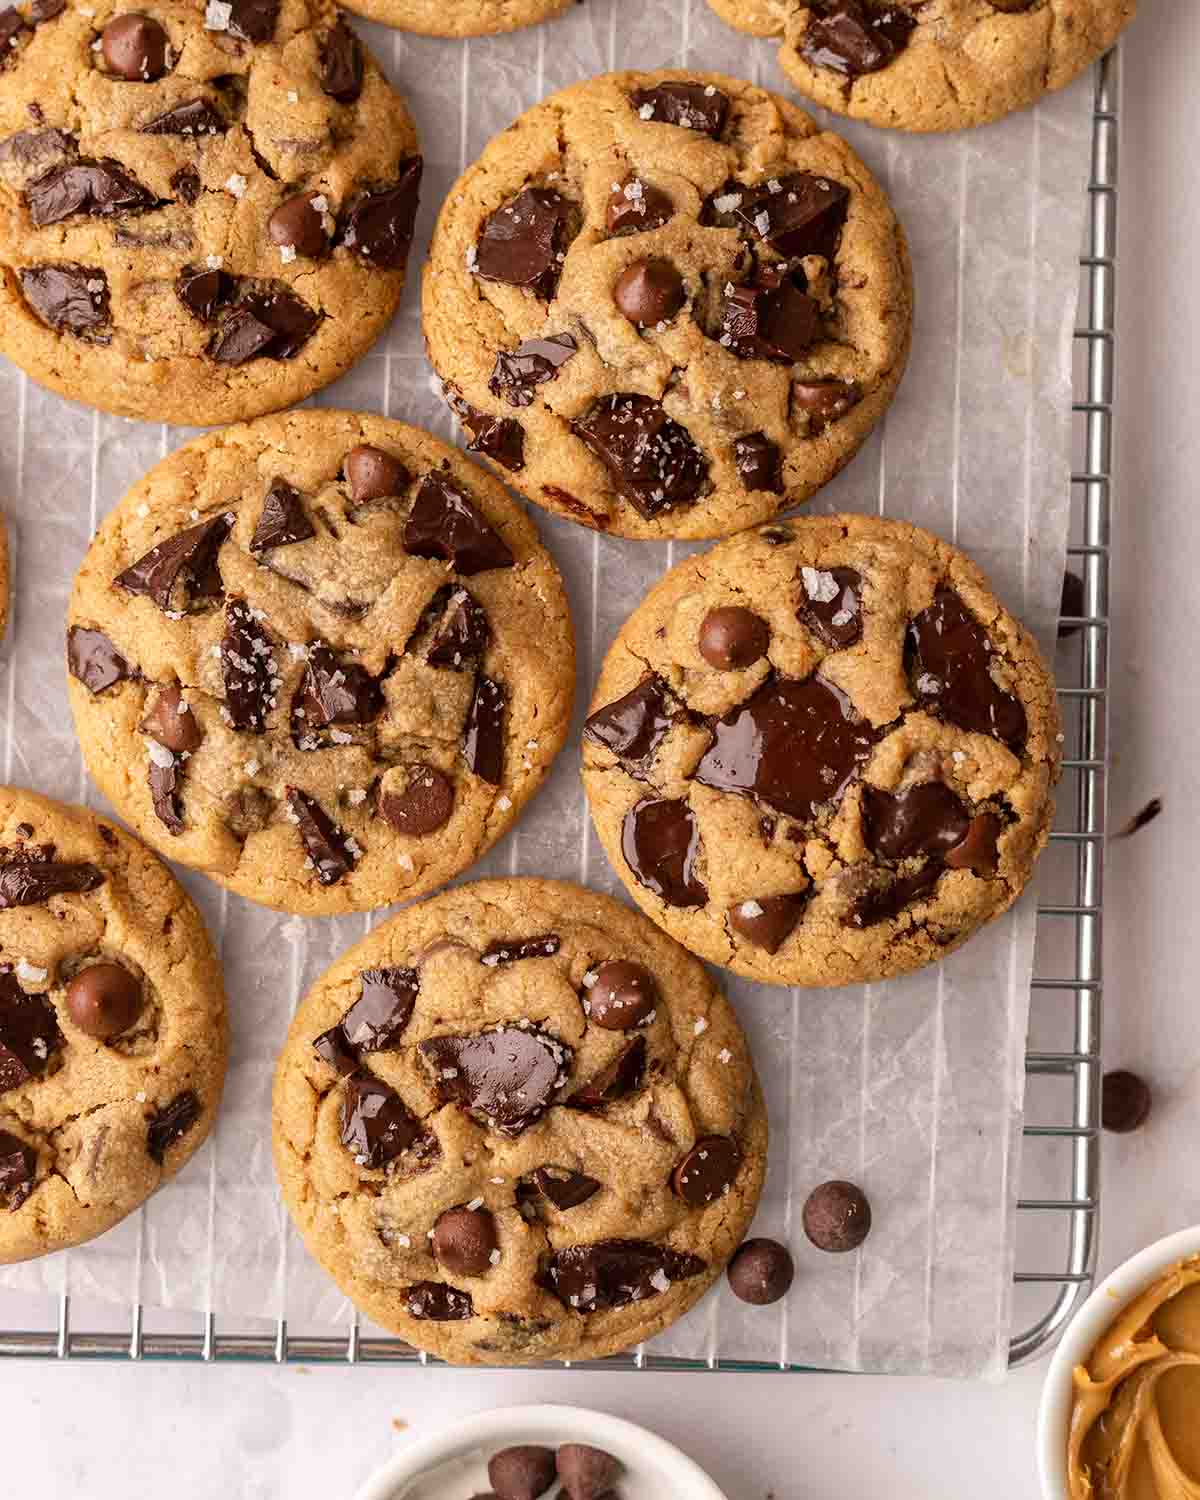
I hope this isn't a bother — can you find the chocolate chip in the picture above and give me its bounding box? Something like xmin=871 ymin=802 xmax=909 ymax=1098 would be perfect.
xmin=319 ymin=15 xmax=362 ymax=103
xmin=734 ymin=432 xmax=783 ymax=493
xmin=630 ymin=82 xmax=729 ymax=137
xmin=404 ymin=471 xmax=514 ymax=575
xmin=794 ymin=379 xmax=861 ymax=432
xmin=574 ymin=394 xmax=707 ymax=519
xmin=1101 ymin=1070 xmax=1152 ymax=1134
xmin=226 ymin=0 xmax=278 ymax=43
xmin=342 ymin=159 xmax=422 ymax=269
xmin=148 ymin=751 xmax=184 ymax=834
xmin=406 ymin=1282 xmax=473 ymax=1321
xmin=488 ymin=1448 xmax=556 ymax=1500
xmin=143 ymin=97 xmax=226 ymax=135
xmin=0 ymin=974 xmax=63 ymax=1091
xmin=607 ymin=176 xmax=673 ymax=236
xmin=0 ymin=125 xmax=74 ymax=173
xmin=803 ymin=1179 xmax=871 ymax=1251
xmin=221 ymin=599 xmax=277 ymax=733
xmin=798 ymin=564 xmax=863 ymax=648
xmin=943 ymin=812 xmax=1003 ymax=876
xmin=249 ymin=479 xmax=314 ymax=552
xmin=463 ymin=676 xmax=505 ymax=785
xmin=345 ymin=444 xmax=410 ymax=504
xmin=0 ymin=850 xmax=104 ymax=908
xmin=728 ymin=894 xmax=805 ymax=953
xmin=146 ymin=1090 xmax=201 ymax=1163
xmin=727 ymin=1238 xmax=795 ymax=1305
xmin=0 ymin=7 xmax=29 ymax=61
xmin=67 ymin=625 xmax=129 ymax=693
xmin=622 ymin=797 xmax=707 ymax=908
xmin=25 ymin=158 xmax=156 ymax=226
xmin=734 ymin=172 xmax=850 ymax=261
xmin=286 ymin=787 xmax=356 ymax=886
xmin=0 ymin=1130 xmax=36 ymax=1209
xmin=907 ymin=589 xmax=1027 ymax=750
xmin=585 ymin=960 xmax=657 ymax=1030
xmin=427 ymin=588 xmax=490 ymax=669
xmin=696 ymin=676 xmax=878 ymax=822
xmin=378 ymin=764 xmax=455 ymax=837
xmin=418 ymin=1026 xmax=572 ymax=1135
xmin=444 ymin=389 xmax=525 ymax=472
xmin=312 ymin=1024 xmax=356 ymax=1075
xmin=569 ymin=1035 xmax=646 ymax=1109
xmin=342 ymin=968 xmax=418 ymax=1054
xmin=844 ymin=863 xmax=941 ymax=928
xmin=583 ymin=674 xmax=676 ymax=776
xmin=19 ymin=263 xmax=109 ymax=334
xmin=801 ymin=0 xmax=916 ymax=78
xmin=719 ymin=267 xmax=822 ymax=363
xmin=481 ymin=934 xmax=561 ymax=966
xmin=672 ymin=1135 xmax=741 ymax=1206
xmin=340 ymin=1070 xmax=424 ymax=1167
xmin=488 ymin=333 xmax=577 ymax=407
xmin=210 ymin=287 xmax=319 ymax=364
xmin=268 ymin=191 xmax=327 ymax=259
xmin=432 ymin=1204 xmax=498 ymax=1276
xmin=100 ymin=13 xmax=170 ymax=80
xmin=291 ymin=641 xmax=381 ymax=744
xmin=698 ymin=606 xmax=770 ymax=671
xmin=139 ymin=686 xmax=200 ymax=761
xmin=474 ymin=186 xmax=571 ymax=298
xmin=532 ymin=1165 xmax=600 ymax=1211
xmin=116 ymin=512 xmax=231 ymax=612
xmin=65 ymin=963 xmax=142 ymax=1040
xmin=556 ymin=1446 xmax=620 ymax=1500
xmin=539 ymin=1240 xmax=706 ymax=1313
xmin=1058 ymin=569 xmax=1085 ymax=638
xmin=861 ymin=782 xmax=969 ymax=861
xmin=176 ymin=266 xmax=234 ymax=322
xmin=613 ymin=259 xmax=684 ymax=328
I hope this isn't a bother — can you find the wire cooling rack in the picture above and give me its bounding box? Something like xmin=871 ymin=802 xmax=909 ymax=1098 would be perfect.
xmin=0 ymin=53 xmax=1118 ymax=1371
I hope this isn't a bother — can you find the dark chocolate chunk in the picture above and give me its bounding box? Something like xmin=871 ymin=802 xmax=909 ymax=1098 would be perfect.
xmin=532 ymin=1165 xmax=600 ymax=1211
xmin=143 ymin=97 xmax=225 ymax=135
xmin=432 ymin=1204 xmax=498 ymax=1276
xmin=418 ymin=1026 xmax=572 ymax=1135
xmin=67 ymin=625 xmax=129 ymax=693
xmin=556 ymin=1445 xmax=620 ymax=1500
xmin=488 ymin=1447 xmax=556 ymax=1500
xmin=141 ymin=682 xmax=202 ymax=752
xmin=474 ymin=186 xmax=571 ymax=298
xmin=226 ymin=0 xmax=278 ymax=43
xmin=19 ymin=263 xmax=109 ymax=334
xmin=345 ymin=444 xmax=410 ymax=504
xmin=845 ymin=863 xmax=941 ymax=928
xmin=606 ymin=176 xmax=673 ymax=236
xmin=582 ymin=674 xmax=676 ymax=776
xmin=148 ymin=753 xmax=184 ymax=834
xmin=613 ymin=259 xmax=684 ymax=327
xmin=1058 ymin=569 xmax=1085 ymax=638
xmin=0 ymin=7 xmax=29 ymax=62
xmin=0 ymin=126 xmax=74 ymax=172
xmin=268 ymin=191 xmax=327 ymax=258
xmin=463 ymin=676 xmax=505 ymax=785
xmin=630 ymin=82 xmax=729 ymax=137
xmin=728 ymin=893 xmax=806 ymax=953
xmin=574 ymin=395 xmax=707 ymax=519
xmin=286 ymin=786 xmax=356 ymax=886
xmin=1101 ymin=1070 xmax=1152 ymax=1134
xmin=26 ymin=157 xmax=156 ymax=226
xmin=378 ymin=764 xmax=455 ymax=837
xmin=727 ymin=1238 xmax=795 ymax=1305
xmin=404 ymin=471 xmax=514 ymax=575
xmin=801 ymin=0 xmax=916 ymax=79
xmin=0 ymin=974 xmax=63 ymax=1091
xmin=115 ymin=512 xmax=232 ymax=611
xmin=176 ymin=266 xmax=235 ymax=322
xmin=0 ymin=1130 xmax=36 ymax=1209
xmin=943 ymin=812 xmax=1003 ymax=876
xmin=146 ymin=1090 xmax=201 ymax=1163
xmin=622 ymin=797 xmax=706 ymax=908
xmin=734 ymin=172 xmax=850 ymax=261
xmin=719 ymin=267 xmax=822 ymax=363
xmin=906 ymin=589 xmax=1027 ymax=750
xmin=798 ymin=564 xmax=863 ymax=648
xmin=406 ymin=1281 xmax=473 ymax=1321
xmin=250 ymin=478 xmax=314 ymax=551
xmin=210 ymin=286 xmax=319 ymax=363
xmin=794 ymin=379 xmax=861 ymax=432
xmin=539 ymin=1239 xmax=706 ymax=1313
xmin=569 ymin=1035 xmax=646 ymax=1109
xmin=319 ymin=15 xmax=362 ymax=103
xmin=312 ymin=1024 xmax=357 ymax=1075
xmin=802 ymin=1179 xmax=872 ymax=1251
xmin=585 ymin=960 xmax=657 ymax=1030
xmin=291 ymin=641 xmax=381 ymax=742
xmin=861 ymin=782 xmax=970 ymax=862
xmin=340 ymin=968 xmax=419 ymax=1052
xmin=734 ymin=432 xmax=783 ymax=493
xmin=481 ymin=934 xmax=561 ymax=966
xmin=221 ymin=599 xmax=277 ymax=733
xmin=343 ymin=158 xmax=422 ymax=269
xmin=672 ymin=1135 xmax=741 ymax=1206
xmin=488 ymin=333 xmax=577 ymax=407
xmin=426 ymin=588 xmax=490 ymax=669
xmin=0 ymin=850 xmax=104 ymax=908
xmin=340 ymin=1068 xmax=424 ymax=1168
xmin=444 ymin=389 xmax=525 ymax=472
xmin=65 ymin=963 xmax=142 ymax=1040
xmin=100 ymin=13 xmax=170 ymax=81
xmin=698 ymin=606 xmax=769 ymax=671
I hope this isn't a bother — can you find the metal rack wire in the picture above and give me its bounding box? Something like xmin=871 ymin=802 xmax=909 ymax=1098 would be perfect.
xmin=0 ymin=54 xmax=1118 ymax=1371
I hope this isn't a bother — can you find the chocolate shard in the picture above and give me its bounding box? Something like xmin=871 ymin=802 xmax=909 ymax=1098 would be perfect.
xmin=444 ymin=388 xmax=525 ymax=472
xmin=226 ymin=0 xmax=279 ymax=43
xmin=221 ymin=598 xmax=278 ymax=734
xmin=629 ymin=82 xmax=729 ymax=137
xmin=480 ymin=934 xmax=561 ymax=966
xmin=798 ymin=564 xmax=863 ymax=648
xmin=906 ymin=589 xmax=1027 ymax=750
xmin=418 ymin=1026 xmax=572 ymax=1136
xmin=533 ymin=1165 xmax=601 ymax=1211
xmin=574 ymin=395 xmax=707 ymax=519
xmin=177 ymin=266 xmax=236 ymax=323
xmin=733 ymin=432 xmax=783 ymax=494
xmin=343 ymin=158 xmax=423 ymax=269
xmin=142 ymin=98 xmax=226 ymax=137
xmin=404 ymin=471 xmax=514 ymax=575
xmin=341 ymin=968 xmax=419 ymax=1052
xmin=568 ymin=1035 xmax=647 ymax=1109
xmin=67 ymin=625 xmax=129 ymax=693
xmin=539 ymin=1240 xmax=706 ymax=1313
xmin=0 ymin=850 xmax=104 ymax=909
xmin=845 ymin=863 xmax=942 ymax=928
xmin=719 ymin=267 xmax=822 ymax=363
xmin=474 ymin=186 xmax=572 ymax=299
xmin=733 ymin=172 xmax=850 ymax=261
xmin=860 ymin=782 xmax=970 ymax=862
xmin=427 ymin=589 xmax=490 ymax=670
xmin=801 ymin=0 xmax=917 ymax=79
xmin=250 ymin=479 xmax=315 ymax=551
xmin=463 ymin=675 xmax=505 ymax=785
xmin=0 ymin=973 xmax=64 ymax=1092
xmin=488 ymin=334 xmax=577 ymax=408
xmin=320 ymin=15 xmax=363 ymax=104
xmin=286 ymin=786 xmax=357 ymax=886
xmin=583 ymin=675 xmax=676 ymax=776
xmin=115 ymin=512 xmax=232 ymax=612
xmin=147 ymin=1090 xmax=201 ymax=1163
xmin=148 ymin=753 xmax=184 ymax=835
xmin=0 ymin=1129 xmax=37 ymax=1210
xmin=25 ymin=158 xmax=157 ymax=226
xmin=406 ymin=1282 xmax=473 ymax=1321
xmin=210 ymin=287 xmax=320 ymax=364
xmin=291 ymin=641 xmax=382 ymax=744
xmin=19 ymin=263 xmax=109 ymax=335
xmin=621 ymin=797 xmax=707 ymax=908
xmin=340 ymin=1068 xmax=425 ymax=1167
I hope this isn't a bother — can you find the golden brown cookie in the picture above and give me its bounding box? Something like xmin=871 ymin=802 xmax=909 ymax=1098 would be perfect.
xmin=423 ymin=69 xmax=911 ymax=541
xmin=66 ymin=410 xmax=575 ymax=916
xmin=272 ymin=878 xmax=767 ymax=1365
xmin=0 ymin=0 xmax=421 ymax=424
xmin=338 ymin=0 xmax=570 ymax=37
xmin=705 ymin=0 xmax=1136 ymax=133
xmin=582 ymin=516 xmax=1062 ymax=987
xmin=0 ymin=786 xmax=227 ymax=1263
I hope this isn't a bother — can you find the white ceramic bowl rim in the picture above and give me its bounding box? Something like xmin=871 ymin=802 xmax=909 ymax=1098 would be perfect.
xmin=352 ymin=1403 xmax=729 ymax=1500
xmin=1036 ymin=1222 xmax=1200 ymax=1500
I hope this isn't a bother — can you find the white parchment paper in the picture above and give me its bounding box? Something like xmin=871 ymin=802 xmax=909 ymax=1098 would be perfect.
xmin=0 ymin=0 xmax=1094 ymax=1378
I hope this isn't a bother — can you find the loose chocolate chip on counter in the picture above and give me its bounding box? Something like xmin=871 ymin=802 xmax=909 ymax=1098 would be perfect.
xmin=221 ymin=599 xmax=277 ymax=733
xmin=556 ymin=1446 xmax=620 ymax=1500
xmin=344 ymin=444 xmax=410 ymax=504
xmin=291 ymin=641 xmax=381 ymax=741
xmin=489 ymin=334 xmax=577 ymax=407
xmin=481 ymin=934 xmax=561 ymax=966
xmin=225 ymin=0 xmax=279 ymax=42
xmin=419 ymin=1027 xmax=571 ymax=1135
xmin=532 ymin=1165 xmax=600 ymax=1211
xmin=803 ymin=1179 xmax=872 ymax=1251
xmin=143 ymin=97 xmax=226 ymax=135
xmin=585 ymin=959 xmax=657 ymax=1030
xmin=583 ymin=674 xmax=676 ymax=776
xmin=613 ymin=258 xmax=684 ymax=327
xmin=19 ymin=263 xmax=110 ymax=335
xmin=432 ymin=1204 xmax=498 ymax=1276
xmin=286 ymin=786 xmax=357 ymax=886
xmin=67 ymin=625 xmax=129 ymax=693
xmin=141 ymin=682 xmax=202 ymax=753
xmin=406 ymin=1282 xmax=473 ymax=1321
xmin=719 ymin=268 xmax=822 ymax=364
xmin=488 ymin=1447 xmax=557 ymax=1500
xmin=444 ymin=389 xmax=525 ymax=472
xmin=727 ymin=1238 xmax=795 ymax=1305
xmin=1102 ymin=1070 xmax=1152 ymax=1134
xmin=734 ymin=432 xmax=783 ymax=494
xmin=463 ymin=676 xmax=506 ymax=785
xmin=698 ymin=606 xmax=770 ymax=671
xmin=728 ymin=893 xmax=806 ymax=953
xmin=622 ymin=797 xmax=707 ymax=908
xmin=539 ymin=1239 xmax=706 ymax=1313
xmin=404 ymin=471 xmax=514 ymax=575
xmin=319 ymin=15 xmax=362 ymax=103
xmin=606 ymin=176 xmax=674 ymax=236
xmin=65 ymin=963 xmax=143 ymax=1040
xmin=0 ymin=975 xmax=64 ymax=1091
xmin=146 ymin=1089 xmax=201 ymax=1163
xmin=734 ymin=172 xmax=851 ymax=261
xmin=25 ymin=158 xmax=157 ymax=226
xmin=176 ymin=266 xmax=234 ymax=322
xmin=907 ymin=589 xmax=1027 ymax=750
xmin=569 ymin=1035 xmax=647 ymax=1109
xmin=148 ymin=752 xmax=184 ymax=834
xmin=1114 ymin=797 xmax=1163 ymax=840
xmin=844 ymin=863 xmax=941 ymax=928
xmin=672 ymin=1135 xmax=742 ymax=1206
xmin=801 ymin=0 xmax=916 ymax=78
xmin=268 ymin=191 xmax=328 ymax=259
xmin=793 ymin=379 xmax=861 ymax=432
xmin=342 ymin=158 xmax=423 ymax=269
xmin=426 ymin=589 xmax=490 ymax=669
xmin=574 ymin=394 xmax=708 ymax=520
xmin=797 ymin=563 xmax=863 ymax=648
xmin=100 ymin=12 xmax=170 ymax=80
xmin=116 ymin=512 xmax=231 ymax=611
xmin=474 ymin=186 xmax=572 ymax=298
xmin=378 ymin=764 xmax=455 ymax=837
xmin=0 ymin=1130 xmax=36 ymax=1209
xmin=630 ymin=81 xmax=729 ymax=137
xmin=249 ymin=478 xmax=314 ymax=552
xmin=943 ymin=812 xmax=1002 ymax=876
xmin=340 ymin=1068 xmax=425 ymax=1167
xmin=861 ymin=782 xmax=970 ymax=862
xmin=0 ymin=850 xmax=104 ymax=908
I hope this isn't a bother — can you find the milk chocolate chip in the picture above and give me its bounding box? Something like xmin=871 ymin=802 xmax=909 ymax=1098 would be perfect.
xmin=488 ymin=1448 xmax=556 ymax=1500
xmin=556 ymin=1446 xmax=620 ymax=1500
xmin=698 ymin=606 xmax=769 ymax=670
xmin=585 ymin=960 xmax=657 ymax=1029
xmin=345 ymin=444 xmax=409 ymax=504
xmin=727 ymin=1238 xmax=795 ymax=1305
xmin=141 ymin=682 xmax=201 ymax=753
xmin=268 ymin=191 xmax=328 ymax=259
xmin=803 ymin=1179 xmax=872 ymax=1251
xmin=432 ymin=1204 xmax=498 ymax=1276
xmin=100 ymin=13 xmax=170 ymax=80
xmin=613 ymin=259 xmax=684 ymax=327
xmin=65 ymin=963 xmax=142 ymax=1039
xmin=728 ymin=893 xmax=806 ymax=953
xmin=379 ymin=763 xmax=454 ymax=837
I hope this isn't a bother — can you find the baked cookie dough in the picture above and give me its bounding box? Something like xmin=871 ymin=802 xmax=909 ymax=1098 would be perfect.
xmin=272 ymin=878 xmax=767 ymax=1365
xmin=582 ymin=516 xmax=1062 ymax=987
xmin=0 ymin=0 xmax=421 ymax=424
xmin=66 ymin=410 xmax=575 ymax=916
xmin=338 ymin=0 xmax=570 ymax=38
xmin=0 ymin=786 xmax=227 ymax=1263
xmin=423 ymin=69 xmax=911 ymax=540
xmin=705 ymin=0 xmax=1136 ymax=133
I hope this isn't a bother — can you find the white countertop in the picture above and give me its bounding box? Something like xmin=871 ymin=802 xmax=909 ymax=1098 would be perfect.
xmin=8 ymin=5 xmax=1199 ymax=1496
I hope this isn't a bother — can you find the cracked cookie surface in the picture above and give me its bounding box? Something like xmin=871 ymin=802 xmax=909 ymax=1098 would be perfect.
xmin=272 ymin=877 xmax=766 ymax=1365
xmin=705 ymin=0 xmax=1136 ymax=133
xmin=423 ymin=69 xmax=911 ymax=541
xmin=66 ymin=410 xmax=575 ymax=916
xmin=338 ymin=0 xmax=570 ymax=38
xmin=0 ymin=0 xmax=420 ymax=423
xmin=0 ymin=786 xmax=227 ymax=1263
xmin=581 ymin=516 xmax=1062 ymax=987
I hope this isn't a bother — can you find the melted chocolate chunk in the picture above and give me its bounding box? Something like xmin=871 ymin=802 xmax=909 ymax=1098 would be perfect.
xmin=220 ymin=599 xmax=277 ymax=733
xmin=378 ymin=764 xmax=455 ymax=837
xmin=312 ymin=1025 xmax=356 ymax=1075
xmin=533 ymin=1165 xmax=600 ymax=1211
xmin=148 ymin=754 xmax=184 ymax=834
xmin=798 ymin=565 xmax=863 ymax=648
xmin=474 ymin=187 xmax=571 ymax=298
xmin=794 ymin=379 xmax=861 ymax=431
xmin=343 ymin=159 xmax=422 ymax=268
xmin=698 ymin=607 xmax=770 ymax=671
xmin=860 ymin=782 xmax=970 ymax=862
xmin=250 ymin=479 xmax=314 ymax=552
xmin=418 ymin=1026 xmax=572 ymax=1135
xmin=672 ymin=1135 xmax=741 ymax=1206
xmin=728 ymin=893 xmax=806 ymax=953
xmin=463 ymin=676 xmax=505 ymax=785
xmin=404 ymin=471 xmax=514 ymax=575
xmin=801 ymin=0 xmax=917 ymax=79
xmin=67 ymin=625 xmax=129 ymax=693
xmin=630 ymin=82 xmax=729 ymax=137
xmin=0 ymin=974 xmax=63 ymax=1091
xmin=210 ymin=287 xmax=319 ymax=364
xmin=226 ymin=0 xmax=278 ymax=43
xmin=426 ymin=589 xmax=490 ymax=669
xmin=0 ymin=1130 xmax=36 ymax=1209
xmin=481 ymin=934 xmax=561 ymax=966
xmin=574 ymin=395 xmax=707 ymax=519
xmin=906 ymin=590 xmax=1027 ymax=750
xmin=406 ymin=1282 xmax=473 ymax=1321
xmin=26 ymin=158 xmax=156 ymax=226
xmin=319 ymin=15 xmax=362 ymax=103
xmin=291 ymin=642 xmax=381 ymax=743
xmin=286 ymin=786 xmax=357 ymax=886
xmin=488 ymin=333 xmax=577 ymax=407
xmin=19 ymin=263 xmax=109 ymax=335
xmin=585 ymin=960 xmax=657 ymax=1030
xmin=607 ymin=176 xmax=674 ymax=236
xmin=569 ymin=1035 xmax=646 ymax=1109
xmin=734 ymin=172 xmax=850 ymax=261
xmin=0 ymin=850 xmax=104 ymax=908
xmin=943 ymin=812 xmax=1003 ymax=876
xmin=444 ymin=388 xmax=525 ymax=472
xmin=115 ymin=512 xmax=232 ymax=611
xmin=695 ymin=676 xmax=878 ymax=822
xmin=719 ymin=267 xmax=822 ymax=363
xmin=539 ymin=1240 xmax=706 ymax=1313
xmin=315 ymin=969 xmax=417 ymax=1068
xmin=582 ymin=674 xmax=676 ymax=775
xmin=621 ymin=798 xmax=706 ymax=908
xmin=176 ymin=266 xmax=235 ymax=322
xmin=143 ymin=98 xmax=225 ymax=135
xmin=845 ymin=863 xmax=941 ymax=928
xmin=340 ymin=1069 xmax=424 ymax=1168
xmin=147 ymin=1090 xmax=201 ymax=1163
xmin=734 ymin=432 xmax=783 ymax=493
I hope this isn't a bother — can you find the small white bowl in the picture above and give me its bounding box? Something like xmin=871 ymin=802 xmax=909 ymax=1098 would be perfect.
xmin=353 ymin=1404 xmax=729 ymax=1500
xmin=1036 ymin=1223 xmax=1200 ymax=1500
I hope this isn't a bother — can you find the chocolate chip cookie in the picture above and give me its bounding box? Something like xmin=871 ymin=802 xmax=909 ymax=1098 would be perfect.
xmin=0 ymin=786 xmax=227 ymax=1262
xmin=0 ymin=0 xmax=421 ymax=424
xmin=423 ymin=69 xmax=911 ymax=540
xmin=66 ymin=410 xmax=575 ymax=916
xmin=339 ymin=0 xmax=570 ymax=38
xmin=581 ymin=516 xmax=1062 ymax=986
xmin=272 ymin=878 xmax=767 ymax=1364
xmin=706 ymin=0 xmax=1136 ymax=133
